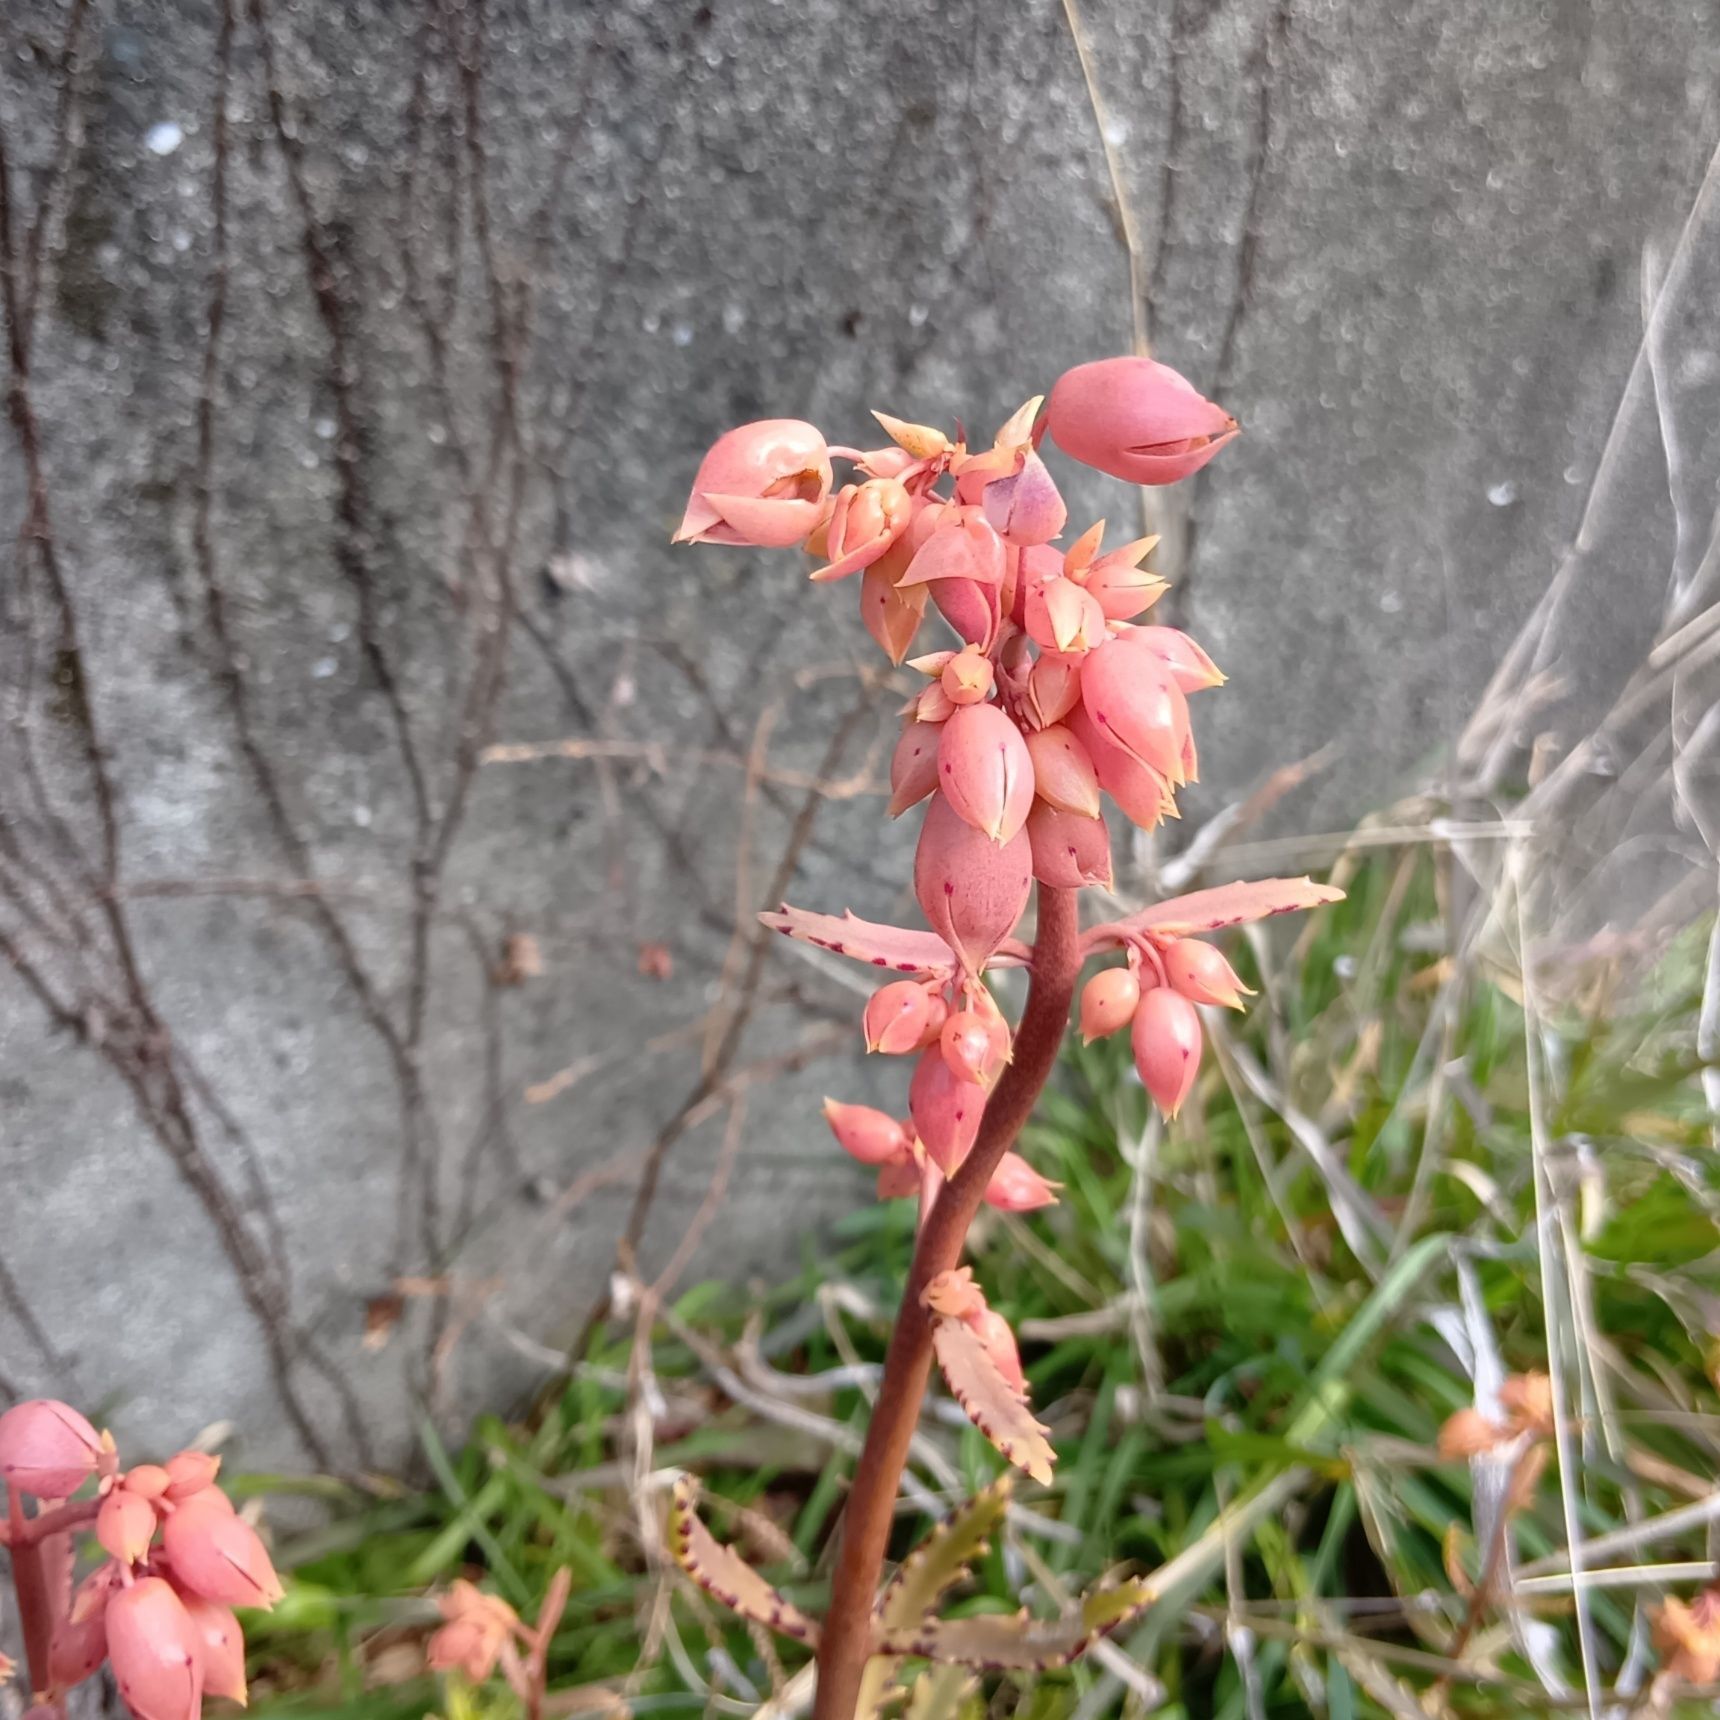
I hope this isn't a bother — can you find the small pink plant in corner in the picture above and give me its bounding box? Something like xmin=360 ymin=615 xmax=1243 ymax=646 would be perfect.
xmin=673 ymin=355 xmax=1342 ymax=1719
xmin=0 ymin=1399 xmax=278 ymax=1720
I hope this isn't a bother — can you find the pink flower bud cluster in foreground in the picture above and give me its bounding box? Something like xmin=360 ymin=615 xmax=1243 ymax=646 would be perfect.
xmin=0 ymin=1399 xmax=277 ymax=1720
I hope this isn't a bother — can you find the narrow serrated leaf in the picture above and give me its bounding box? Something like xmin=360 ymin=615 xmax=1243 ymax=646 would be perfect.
xmin=903 ymin=1665 xmax=980 ymax=1718
xmin=877 ymin=1579 xmax=1153 ymax=1669
xmin=759 ymin=906 xmax=958 ymax=976
xmin=928 ymin=1318 xmax=1054 ymax=1485
xmin=1088 ymin=876 xmax=1344 ymax=951
xmin=857 ymin=1477 xmax=1014 ymax=1718
xmin=667 ymin=1477 xmax=819 ymax=1646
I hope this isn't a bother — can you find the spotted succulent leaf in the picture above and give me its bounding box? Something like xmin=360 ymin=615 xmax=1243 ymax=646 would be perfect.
xmin=876 ymin=1578 xmax=1153 ymax=1669
xmin=926 ymin=1303 xmax=1053 ymax=1485
xmin=667 ymin=1477 xmax=819 ymax=1646
xmin=1086 ymin=876 xmax=1344 ymax=954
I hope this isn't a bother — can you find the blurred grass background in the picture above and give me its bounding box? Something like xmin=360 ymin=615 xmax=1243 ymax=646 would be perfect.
xmin=225 ymin=824 xmax=1720 ymax=1718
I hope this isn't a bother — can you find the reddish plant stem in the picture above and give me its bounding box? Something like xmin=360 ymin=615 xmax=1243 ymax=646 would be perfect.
xmin=812 ymin=886 xmax=1082 ymax=1720
xmin=6 ymin=1485 xmax=66 ymax=1718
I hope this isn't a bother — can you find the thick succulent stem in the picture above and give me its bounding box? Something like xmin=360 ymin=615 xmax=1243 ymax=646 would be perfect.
xmin=812 ymin=886 xmax=1082 ymax=1720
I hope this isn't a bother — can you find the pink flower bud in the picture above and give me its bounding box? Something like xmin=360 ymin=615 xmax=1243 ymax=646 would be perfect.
xmin=1079 ymin=541 xmax=1168 ymax=621
xmin=937 ymin=703 xmax=1034 ymax=844
xmin=1131 ymin=987 xmax=1203 ymax=1118
xmin=1024 ymin=576 xmax=1106 ymax=654
xmin=1065 ymin=705 xmax=1177 ymax=829
xmin=981 ymin=451 xmax=1067 ymax=546
xmin=97 ymin=1486 xmax=159 ymax=1565
xmin=984 ymin=1152 xmax=1061 ymax=1213
xmin=940 ymin=646 xmax=994 ymax=706
xmin=105 ymin=1578 xmax=203 ymax=1720
xmin=162 ymin=1451 xmax=222 ymax=1501
xmin=180 ymin=1594 xmax=247 ymax=1707
xmin=939 ymin=1009 xmax=1008 ymax=1087
xmin=1025 ymin=800 xmax=1114 ymax=890
xmin=909 ymin=1046 xmax=984 ymax=1174
xmin=916 ymin=681 xmax=957 ymax=724
xmin=1044 ymin=356 xmax=1239 ymax=485
xmin=161 ymin=1494 xmax=285 ymax=1610
xmin=864 ymin=980 xmax=933 ymax=1055
xmin=1117 ymin=624 xmax=1225 ymax=691
xmin=913 ymin=793 xmax=1032 ymax=975
xmin=1080 ymin=967 xmax=1142 ymax=1043
xmin=808 ymin=478 xmax=913 ymax=581
xmin=122 ymin=1464 xmax=172 ymax=1501
xmin=822 ymin=1098 xmax=911 ymax=1166
xmin=887 ymin=720 xmax=943 ymax=818
xmin=673 ymin=419 xmax=832 ymax=548
xmin=1025 ymin=652 xmax=1083 ymax=728
xmin=1080 ymin=639 xmax=1191 ymax=783
xmin=898 ymin=512 xmax=1006 ymax=589
xmin=931 ymin=574 xmax=1002 ymax=649
xmin=876 ymin=1155 xmax=923 ymax=1201
xmin=0 ymin=1399 xmax=104 ymax=1499
xmin=1162 ymin=938 xmax=1252 ymax=1009
xmin=50 ymin=1562 xmax=122 ymax=1693
xmin=1024 ymin=724 xmax=1101 ymax=818
xmin=427 ymin=1582 xmax=518 ymax=1682
xmin=859 ymin=560 xmax=927 ymax=665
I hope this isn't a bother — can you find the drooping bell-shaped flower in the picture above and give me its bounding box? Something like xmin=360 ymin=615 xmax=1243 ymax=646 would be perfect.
xmin=161 ymin=1493 xmax=285 ymax=1610
xmin=1065 ymin=705 xmax=1178 ymax=829
xmin=1025 ymin=800 xmax=1114 ymax=890
xmin=97 ymin=1486 xmax=159 ymax=1565
xmin=50 ymin=1561 xmax=123 ymax=1693
xmin=859 ymin=558 xmax=928 ymax=664
xmin=863 ymin=980 xmax=933 ymax=1054
xmin=940 ymin=645 xmax=994 ymax=706
xmin=898 ymin=511 xmax=1007 ymax=590
xmin=180 ymin=1595 xmax=248 ymax=1706
xmin=937 ymin=703 xmax=1034 ymax=844
xmin=808 ymin=478 xmax=913 ymax=581
xmin=876 ymin=1150 xmax=924 ymax=1201
xmin=1044 ymin=357 xmax=1238 ymax=486
xmin=105 ymin=1578 xmax=204 ymax=1720
xmin=1024 ymin=724 xmax=1101 ymax=818
xmin=1023 ymin=576 xmax=1107 ymax=655
xmin=0 ymin=1399 xmax=105 ymax=1499
xmin=1079 ymin=639 xmax=1191 ymax=783
xmin=984 ymin=1152 xmax=1061 ymax=1213
xmin=162 ymin=1451 xmax=222 ymax=1500
xmin=981 ymin=451 xmax=1067 ymax=546
xmin=1024 ymin=652 xmax=1083 ymax=729
xmin=909 ymin=1045 xmax=984 ymax=1173
xmin=122 ymin=1464 xmax=172 ymax=1500
xmin=822 ymin=1098 xmax=912 ymax=1166
xmin=1079 ymin=967 xmax=1142 ymax=1042
xmin=939 ymin=1008 xmax=1008 ymax=1087
xmin=1078 ymin=537 xmax=1168 ymax=621
xmin=1163 ymin=938 xmax=1252 ymax=1009
xmin=1131 ymin=987 xmax=1203 ymax=1118
xmin=887 ymin=719 xmax=943 ymax=818
xmin=673 ymin=419 xmax=832 ymax=547
xmin=968 ymin=1307 xmax=1028 ymax=1396
xmin=1117 ymin=624 xmax=1225 ymax=691
xmin=913 ymin=793 xmax=1033 ymax=975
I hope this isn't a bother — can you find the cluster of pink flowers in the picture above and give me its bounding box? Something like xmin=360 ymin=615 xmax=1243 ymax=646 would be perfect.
xmin=679 ymin=357 xmax=1256 ymax=1175
xmin=0 ymin=1398 xmax=279 ymax=1720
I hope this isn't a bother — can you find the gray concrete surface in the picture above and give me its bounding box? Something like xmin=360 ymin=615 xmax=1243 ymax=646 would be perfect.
xmin=1 ymin=0 xmax=1716 ymax=1473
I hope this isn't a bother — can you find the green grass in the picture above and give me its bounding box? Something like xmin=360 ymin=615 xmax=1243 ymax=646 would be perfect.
xmin=245 ymin=841 xmax=1720 ymax=1718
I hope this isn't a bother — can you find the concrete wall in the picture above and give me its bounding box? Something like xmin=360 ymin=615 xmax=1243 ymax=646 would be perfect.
xmin=2 ymin=0 xmax=1716 ymax=1472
